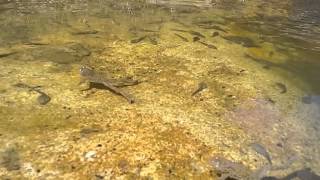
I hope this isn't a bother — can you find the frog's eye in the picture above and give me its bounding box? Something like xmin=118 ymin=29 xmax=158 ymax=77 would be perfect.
xmin=80 ymin=67 xmax=83 ymax=72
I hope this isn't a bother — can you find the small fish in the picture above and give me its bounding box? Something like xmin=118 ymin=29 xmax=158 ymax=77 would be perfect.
xmin=198 ymin=41 xmax=217 ymax=49
xmin=23 ymin=41 xmax=49 ymax=46
xmin=192 ymin=82 xmax=208 ymax=96
xmin=13 ymin=83 xmax=42 ymax=90
xmin=174 ymin=33 xmax=189 ymax=42
xmin=0 ymin=51 xmax=16 ymax=58
xmin=172 ymin=19 xmax=190 ymax=27
xmin=198 ymin=24 xmax=227 ymax=33
xmin=148 ymin=36 xmax=158 ymax=45
xmin=193 ymin=20 xmax=216 ymax=25
xmin=250 ymin=143 xmax=272 ymax=165
xmin=245 ymin=54 xmax=275 ymax=69
xmin=223 ymin=36 xmax=260 ymax=48
xmin=130 ymin=36 xmax=146 ymax=43
xmin=188 ymin=30 xmax=205 ymax=38
xmin=129 ymin=27 xmax=158 ymax=33
xmin=147 ymin=20 xmax=164 ymax=25
xmin=71 ymin=30 xmax=99 ymax=35
xmin=138 ymin=28 xmax=158 ymax=33
xmin=209 ymin=25 xmax=227 ymax=33
xmin=170 ymin=28 xmax=189 ymax=32
xmin=275 ymin=82 xmax=287 ymax=94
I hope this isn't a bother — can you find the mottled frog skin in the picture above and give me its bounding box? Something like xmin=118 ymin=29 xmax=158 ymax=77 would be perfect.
xmin=210 ymin=156 xmax=252 ymax=180
xmin=79 ymin=66 xmax=139 ymax=103
xmin=210 ymin=156 xmax=272 ymax=180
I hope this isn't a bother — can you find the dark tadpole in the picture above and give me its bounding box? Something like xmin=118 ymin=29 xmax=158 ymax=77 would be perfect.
xmin=0 ymin=51 xmax=16 ymax=58
xmin=170 ymin=28 xmax=189 ymax=32
xmin=192 ymin=82 xmax=208 ymax=96
xmin=212 ymin=31 xmax=219 ymax=37
xmin=130 ymin=36 xmax=147 ymax=43
xmin=188 ymin=30 xmax=205 ymax=38
xmin=13 ymin=83 xmax=41 ymax=89
xmin=275 ymin=82 xmax=287 ymax=94
xmin=193 ymin=36 xmax=200 ymax=42
xmin=36 ymin=91 xmax=51 ymax=105
xmin=250 ymin=143 xmax=272 ymax=165
xmin=80 ymin=127 xmax=102 ymax=137
xmin=23 ymin=41 xmax=49 ymax=46
xmin=174 ymin=33 xmax=189 ymax=42
xmin=71 ymin=30 xmax=99 ymax=35
xmin=13 ymin=82 xmax=50 ymax=105
xmin=198 ymin=41 xmax=217 ymax=49
xmin=198 ymin=24 xmax=228 ymax=33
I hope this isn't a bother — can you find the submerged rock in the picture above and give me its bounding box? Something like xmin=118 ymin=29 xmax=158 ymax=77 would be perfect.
xmin=262 ymin=168 xmax=320 ymax=180
xmin=0 ymin=147 xmax=21 ymax=171
xmin=301 ymin=95 xmax=320 ymax=105
xmin=22 ymin=42 xmax=91 ymax=64
xmin=226 ymin=98 xmax=281 ymax=137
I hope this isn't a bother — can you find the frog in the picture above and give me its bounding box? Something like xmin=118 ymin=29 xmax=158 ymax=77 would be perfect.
xmin=210 ymin=156 xmax=252 ymax=180
xmin=79 ymin=66 xmax=139 ymax=103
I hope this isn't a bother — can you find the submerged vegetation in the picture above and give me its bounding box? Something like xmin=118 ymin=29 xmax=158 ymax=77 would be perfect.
xmin=0 ymin=0 xmax=320 ymax=179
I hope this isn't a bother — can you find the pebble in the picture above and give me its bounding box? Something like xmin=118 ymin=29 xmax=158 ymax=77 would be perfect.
xmin=84 ymin=151 xmax=96 ymax=161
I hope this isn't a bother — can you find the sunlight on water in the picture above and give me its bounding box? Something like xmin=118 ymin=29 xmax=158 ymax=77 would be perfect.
xmin=0 ymin=0 xmax=319 ymax=179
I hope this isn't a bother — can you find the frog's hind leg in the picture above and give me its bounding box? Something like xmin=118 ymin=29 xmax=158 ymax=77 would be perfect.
xmin=111 ymin=77 xmax=139 ymax=87
xmin=102 ymin=81 xmax=135 ymax=103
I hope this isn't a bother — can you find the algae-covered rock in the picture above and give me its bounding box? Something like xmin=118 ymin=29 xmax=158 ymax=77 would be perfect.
xmin=0 ymin=147 xmax=21 ymax=171
xmin=22 ymin=42 xmax=91 ymax=64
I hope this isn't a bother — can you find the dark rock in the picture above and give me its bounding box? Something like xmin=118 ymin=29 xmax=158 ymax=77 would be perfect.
xmin=0 ymin=147 xmax=21 ymax=171
xmin=37 ymin=93 xmax=51 ymax=105
xmin=24 ymin=42 xmax=91 ymax=64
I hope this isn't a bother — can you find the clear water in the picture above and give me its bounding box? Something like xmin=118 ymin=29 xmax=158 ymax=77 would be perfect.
xmin=0 ymin=0 xmax=319 ymax=179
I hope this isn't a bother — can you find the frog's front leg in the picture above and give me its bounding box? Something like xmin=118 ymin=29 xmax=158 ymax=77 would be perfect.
xmin=79 ymin=79 xmax=92 ymax=91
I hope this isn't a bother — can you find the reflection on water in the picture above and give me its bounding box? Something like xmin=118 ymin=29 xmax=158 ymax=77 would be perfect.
xmin=0 ymin=0 xmax=320 ymax=179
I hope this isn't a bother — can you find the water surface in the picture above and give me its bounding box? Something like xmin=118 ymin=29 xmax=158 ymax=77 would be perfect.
xmin=0 ymin=0 xmax=319 ymax=179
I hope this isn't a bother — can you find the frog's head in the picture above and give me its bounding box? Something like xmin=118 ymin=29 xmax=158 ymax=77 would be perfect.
xmin=80 ymin=66 xmax=94 ymax=77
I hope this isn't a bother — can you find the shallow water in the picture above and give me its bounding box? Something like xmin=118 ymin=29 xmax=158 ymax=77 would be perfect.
xmin=0 ymin=0 xmax=320 ymax=179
